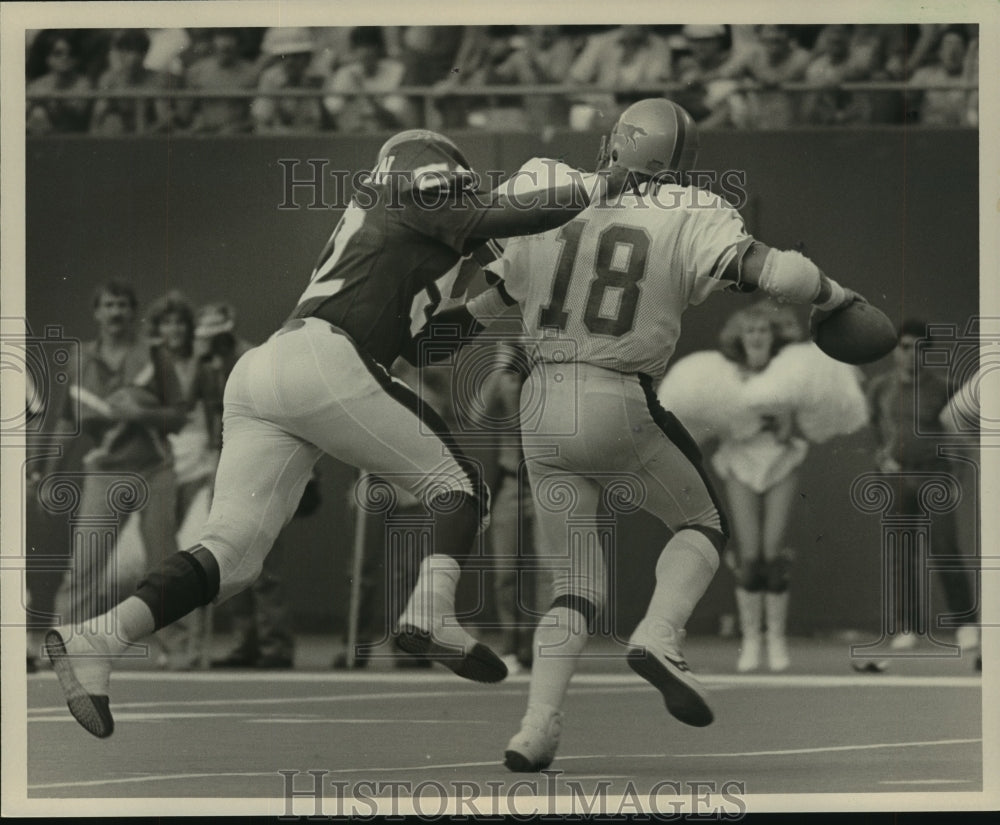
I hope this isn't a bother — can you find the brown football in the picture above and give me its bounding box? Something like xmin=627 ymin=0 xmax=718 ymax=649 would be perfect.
xmin=813 ymin=301 xmax=897 ymax=365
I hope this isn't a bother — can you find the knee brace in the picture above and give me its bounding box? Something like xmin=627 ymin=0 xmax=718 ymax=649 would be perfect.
xmin=765 ymin=556 xmax=792 ymax=593
xmin=739 ymin=558 xmax=768 ymax=592
xmin=551 ymin=594 xmax=600 ymax=635
xmin=134 ymin=546 xmax=221 ymax=630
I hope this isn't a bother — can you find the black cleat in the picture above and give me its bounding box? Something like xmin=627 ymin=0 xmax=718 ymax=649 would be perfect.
xmin=394 ymin=625 xmax=508 ymax=683
xmin=45 ymin=629 xmax=114 ymax=739
xmin=627 ymin=646 xmax=714 ymax=727
xmin=504 ymin=749 xmax=550 ymax=773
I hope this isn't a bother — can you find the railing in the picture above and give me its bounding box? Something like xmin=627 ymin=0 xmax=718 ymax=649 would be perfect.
xmin=25 ymin=81 xmax=979 ymax=135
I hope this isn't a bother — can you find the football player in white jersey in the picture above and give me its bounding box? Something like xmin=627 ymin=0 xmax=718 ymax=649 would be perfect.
xmin=454 ymin=97 xmax=866 ymax=771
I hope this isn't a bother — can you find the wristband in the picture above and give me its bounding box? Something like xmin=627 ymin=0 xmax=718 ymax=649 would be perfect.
xmin=814 ymin=279 xmax=847 ymax=312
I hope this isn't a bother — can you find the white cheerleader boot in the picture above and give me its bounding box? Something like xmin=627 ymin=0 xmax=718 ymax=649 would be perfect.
xmin=735 ymin=588 xmax=764 ymax=672
xmin=765 ymin=592 xmax=791 ymax=672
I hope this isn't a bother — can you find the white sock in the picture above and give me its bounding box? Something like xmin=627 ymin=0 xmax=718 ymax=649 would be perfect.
xmin=402 ymin=555 xmax=475 ymax=651
xmin=83 ymin=597 xmax=156 ymax=656
xmin=645 ymin=530 xmax=719 ymax=632
xmin=526 ymin=607 xmax=589 ymax=713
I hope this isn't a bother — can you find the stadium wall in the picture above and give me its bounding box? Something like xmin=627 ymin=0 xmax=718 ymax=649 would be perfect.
xmin=24 ymin=129 xmax=979 ymax=637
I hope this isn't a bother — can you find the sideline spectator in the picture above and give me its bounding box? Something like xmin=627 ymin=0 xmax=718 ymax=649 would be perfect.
xmin=189 ymin=303 xmax=300 ymax=670
xmin=91 ymin=29 xmax=171 ymax=135
xmin=717 ymin=24 xmax=811 ymax=128
xmin=252 ymin=27 xmax=323 ymax=134
xmin=147 ymin=292 xmax=217 ymax=668
xmin=45 ymin=282 xmax=186 ymax=629
xmin=866 ymin=320 xmax=979 ymax=652
xmin=908 ymin=29 xmax=973 ymax=125
xmin=26 ymin=34 xmax=93 ymax=134
xmin=183 ymin=28 xmax=259 ymax=133
xmin=800 ymin=24 xmax=875 ymax=126
xmin=322 ymin=27 xmax=411 ymax=133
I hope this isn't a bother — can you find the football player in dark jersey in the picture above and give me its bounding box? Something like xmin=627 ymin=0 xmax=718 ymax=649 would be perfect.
xmin=45 ymin=128 xmax=629 ymax=739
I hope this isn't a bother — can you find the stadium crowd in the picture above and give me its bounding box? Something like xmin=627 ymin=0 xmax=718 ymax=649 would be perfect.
xmin=25 ymin=23 xmax=979 ymax=135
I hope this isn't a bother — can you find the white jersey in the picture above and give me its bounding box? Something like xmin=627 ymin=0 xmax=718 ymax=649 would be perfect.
xmin=492 ymin=171 xmax=751 ymax=381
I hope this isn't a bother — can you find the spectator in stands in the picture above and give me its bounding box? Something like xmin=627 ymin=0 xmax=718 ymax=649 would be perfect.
xmin=800 ymin=24 xmax=875 ymax=125
xmin=908 ymin=29 xmax=974 ymax=126
xmin=184 ymin=28 xmax=259 ymax=133
xmin=568 ymin=26 xmax=672 ymax=127
xmin=717 ymin=24 xmax=811 ymax=128
xmin=963 ymin=25 xmax=979 ymax=126
xmin=26 ymin=34 xmax=93 ymax=135
xmin=306 ymin=27 xmax=357 ymax=84
xmin=866 ymin=319 xmax=980 ymax=653
xmin=468 ymin=25 xmax=580 ymax=131
xmin=673 ymin=24 xmax=737 ymax=128
xmin=322 ymin=27 xmax=412 ymax=133
xmin=443 ymin=27 xmax=532 ymax=131
xmin=377 ymin=26 xmax=467 ymax=128
xmin=252 ymin=27 xmax=323 ymax=134
xmin=90 ymin=29 xmax=171 ymax=135
xmin=45 ymin=281 xmax=186 ymax=630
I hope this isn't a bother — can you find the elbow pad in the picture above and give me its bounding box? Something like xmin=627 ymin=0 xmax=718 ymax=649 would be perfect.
xmin=757 ymin=249 xmax=822 ymax=304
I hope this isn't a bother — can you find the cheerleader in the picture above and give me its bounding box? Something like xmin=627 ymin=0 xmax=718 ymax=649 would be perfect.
xmin=659 ymin=301 xmax=867 ymax=671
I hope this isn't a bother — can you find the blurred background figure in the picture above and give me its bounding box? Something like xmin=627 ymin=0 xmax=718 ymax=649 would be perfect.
xmin=567 ymin=25 xmax=672 ymax=129
xmin=322 ymin=26 xmax=412 ymax=134
xmin=27 ymin=32 xmax=92 ymax=134
xmin=183 ymin=28 xmax=259 ymax=133
xmin=907 ymin=29 xmax=974 ymax=126
xmin=383 ymin=25 xmax=468 ymax=128
xmin=800 ymin=24 xmax=876 ymax=126
xmin=147 ymin=292 xmax=218 ymax=668
xmin=91 ymin=29 xmax=172 ymax=135
xmin=659 ymin=302 xmax=868 ymax=672
xmin=191 ymin=303 xmax=301 ymax=670
xmin=480 ymin=25 xmax=580 ymax=132
xmin=717 ymin=24 xmax=811 ymax=128
xmin=252 ymin=27 xmax=323 ymax=134
xmin=46 ymin=281 xmax=186 ymax=636
xmin=673 ymin=24 xmax=737 ymax=128
xmin=866 ymin=320 xmax=980 ymax=655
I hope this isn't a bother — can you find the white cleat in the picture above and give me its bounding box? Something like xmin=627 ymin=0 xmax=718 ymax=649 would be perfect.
xmin=504 ymin=706 xmax=563 ymax=772
xmin=44 ymin=628 xmax=114 ymax=738
xmin=627 ymin=618 xmax=713 ymax=727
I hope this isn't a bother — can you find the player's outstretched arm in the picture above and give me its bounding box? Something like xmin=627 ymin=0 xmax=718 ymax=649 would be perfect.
xmin=728 ymin=241 xmax=862 ymax=314
xmin=466 ymin=164 xmax=630 ymax=244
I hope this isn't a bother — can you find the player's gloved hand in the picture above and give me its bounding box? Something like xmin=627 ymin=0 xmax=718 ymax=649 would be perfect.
xmin=808 ymin=288 xmax=865 ymax=339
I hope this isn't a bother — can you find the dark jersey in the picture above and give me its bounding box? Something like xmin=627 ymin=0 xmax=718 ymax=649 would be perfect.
xmin=290 ymin=185 xmax=487 ymax=367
